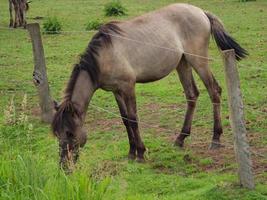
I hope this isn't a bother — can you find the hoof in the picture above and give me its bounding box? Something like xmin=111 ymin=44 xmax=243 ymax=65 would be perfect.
xmin=174 ymin=139 xmax=184 ymax=148
xmin=136 ymin=157 xmax=145 ymax=163
xmin=209 ymin=141 xmax=224 ymax=150
xmin=128 ymin=153 xmax=136 ymax=160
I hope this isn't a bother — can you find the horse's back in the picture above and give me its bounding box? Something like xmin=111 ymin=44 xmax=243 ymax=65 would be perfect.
xmin=122 ymin=3 xmax=210 ymax=40
xmin=98 ymin=4 xmax=211 ymax=87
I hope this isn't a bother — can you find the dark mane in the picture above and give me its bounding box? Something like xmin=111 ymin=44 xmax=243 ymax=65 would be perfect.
xmin=64 ymin=21 xmax=122 ymax=100
xmin=52 ymin=22 xmax=122 ymax=136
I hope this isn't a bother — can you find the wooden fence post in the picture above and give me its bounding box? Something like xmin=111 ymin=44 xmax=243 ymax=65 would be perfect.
xmin=27 ymin=23 xmax=54 ymax=123
xmin=223 ymin=49 xmax=255 ymax=189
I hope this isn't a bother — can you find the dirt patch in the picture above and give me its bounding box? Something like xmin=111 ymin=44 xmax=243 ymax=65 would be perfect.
xmin=190 ymin=143 xmax=236 ymax=172
xmin=87 ymin=117 xmax=123 ymax=132
xmin=165 ymin=125 xmax=267 ymax=176
xmin=144 ymin=102 xmax=185 ymax=113
xmin=187 ymin=133 xmax=266 ymax=176
xmin=144 ymin=102 xmax=162 ymax=112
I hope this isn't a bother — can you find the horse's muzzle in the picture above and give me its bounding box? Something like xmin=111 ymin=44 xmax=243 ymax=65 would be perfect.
xmin=59 ymin=143 xmax=79 ymax=173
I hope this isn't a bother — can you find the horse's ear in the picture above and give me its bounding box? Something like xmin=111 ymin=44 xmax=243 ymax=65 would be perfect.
xmin=54 ymin=100 xmax=60 ymax=111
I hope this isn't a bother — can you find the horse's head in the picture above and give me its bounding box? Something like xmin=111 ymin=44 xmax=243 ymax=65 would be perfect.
xmin=52 ymin=101 xmax=87 ymax=172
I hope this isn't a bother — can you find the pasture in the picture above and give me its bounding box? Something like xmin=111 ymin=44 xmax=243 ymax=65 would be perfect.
xmin=0 ymin=0 xmax=267 ymax=199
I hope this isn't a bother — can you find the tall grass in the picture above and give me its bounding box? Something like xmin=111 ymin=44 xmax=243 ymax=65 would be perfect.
xmin=0 ymin=152 xmax=110 ymax=200
xmin=0 ymin=96 xmax=111 ymax=200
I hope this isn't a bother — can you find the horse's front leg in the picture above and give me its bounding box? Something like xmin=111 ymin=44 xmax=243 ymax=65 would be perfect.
xmin=21 ymin=7 xmax=27 ymax=28
xmin=13 ymin=5 xmax=19 ymax=28
xmin=9 ymin=0 xmax=13 ymax=27
xmin=114 ymin=92 xmax=136 ymax=160
xmin=123 ymin=85 xmax=146 ymax=162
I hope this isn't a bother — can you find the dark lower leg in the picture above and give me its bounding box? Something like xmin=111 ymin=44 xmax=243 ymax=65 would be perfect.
xmin=14 ymin=9 xmax=19 ymax=28
xmin=129 ymin=119 xmax=146 ymax=161
xmin=123 ymin=118 xmax=136 ymax=159
xmin=19 ymin=9 xmax=26 ymax=27
xmin=210 ymin=78 xmax=223 ymax=149
xmin=9 ymin=7 xmax=13 ymax=27
xmin=124 ymin=90 xmax=146 ymax=161
xmin=9 ymin=19 xmax=13 ymax=28
xmin=21 ymin=11 xmax=26 ymax=28
xmin=175 ymin=65 xmax=199 ymax=147
xmin=175 ymin=100 xmax=197 ymax=147
xmin=115 ymin=94 xmax=136 ymax=159
xmin=210 ymin=102 xmax=223 ymax=149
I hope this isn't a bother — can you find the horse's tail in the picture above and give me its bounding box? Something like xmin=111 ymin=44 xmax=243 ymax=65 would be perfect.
xmin=205 ymin=12 xmax=248 ymax=61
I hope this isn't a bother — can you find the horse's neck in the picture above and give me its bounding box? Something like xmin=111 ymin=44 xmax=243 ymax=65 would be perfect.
xmin=70 ymin=70 xmax=96 ymax=116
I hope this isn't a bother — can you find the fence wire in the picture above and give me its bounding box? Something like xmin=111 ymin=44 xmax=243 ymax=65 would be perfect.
xmin=0 ymin=25 xmax=266 ymax=177
xmin=1 ymin=26 xmax=266 ymax=72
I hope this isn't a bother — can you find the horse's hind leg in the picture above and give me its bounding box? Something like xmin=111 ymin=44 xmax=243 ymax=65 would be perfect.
xmin=175 ymin=57 xmax=199 ymax=147
xmin=114 ymin=92 xmax=136 ymax=160
xmin=187 ymin=56 xmax=223 ymax=149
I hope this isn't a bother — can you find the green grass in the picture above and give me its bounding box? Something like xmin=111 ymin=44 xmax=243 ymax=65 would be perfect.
xmin=85 ymin=19 xmax=104 ymax=31
xmin=104 ymin=1 xmax=127 ymax=16
xmin=0 ymin=0 xmax=267 ymax=199
xmin=43 ymin=16 xmax=62 ymax=34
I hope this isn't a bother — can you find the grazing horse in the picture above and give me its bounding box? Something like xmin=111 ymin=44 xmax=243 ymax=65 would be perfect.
xmin=52 ymin=3 xmax=247 ymax=170
xmin=9 ymin=0 xmax=29 ymax=28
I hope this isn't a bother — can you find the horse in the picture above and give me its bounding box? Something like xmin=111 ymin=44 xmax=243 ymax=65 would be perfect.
xmin=9 ymin=0 xmax=30 ymax=28
xmin=52 ymin=3 xmax=247 ymax=171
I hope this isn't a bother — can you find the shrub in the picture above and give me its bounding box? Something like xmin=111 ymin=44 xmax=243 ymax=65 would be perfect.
xmin=86 ymin=19 xmax=104 ymax=31
xmin=43 ymin=17 xmax=62 ymax=34
xmin=104 ymin=1 xmax=126 ymax=16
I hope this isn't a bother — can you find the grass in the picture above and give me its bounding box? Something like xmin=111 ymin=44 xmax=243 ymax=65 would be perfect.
xmin=43 ymin=16 xmax=62 ymax=34
xmin=0 ymin=0 xmax=267 ymax=199
xmin=86 ymin=19 xmax=104 ymax=31
xmin=104 ymin=1 xmax=127 ymax=16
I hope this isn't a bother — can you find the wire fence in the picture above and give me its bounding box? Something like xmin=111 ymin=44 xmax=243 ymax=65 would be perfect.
xmin=0 ymin=26 xmax=266 ymax=121
xmin=1 ymin=25 xmax=267 ymax=72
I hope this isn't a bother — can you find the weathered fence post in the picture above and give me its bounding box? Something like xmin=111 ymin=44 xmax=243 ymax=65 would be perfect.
xmin=27 ymin=23 xmax=54 ymax=123
xmin=223 ymin=49 xmax=255 ymax=189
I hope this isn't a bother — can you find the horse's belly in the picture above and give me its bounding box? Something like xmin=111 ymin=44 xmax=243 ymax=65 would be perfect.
xmin=134 ymin=52 xmax=182 ymax=83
